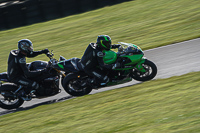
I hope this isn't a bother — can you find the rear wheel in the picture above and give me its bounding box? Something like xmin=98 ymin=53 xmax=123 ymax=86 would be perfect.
xmin=132 ymin=59 xmax=157 ymax=81
xmin=0 ymin=84 xmax=24 ymax=109
xmin=62 ymin=73 xmax=92 ymax=96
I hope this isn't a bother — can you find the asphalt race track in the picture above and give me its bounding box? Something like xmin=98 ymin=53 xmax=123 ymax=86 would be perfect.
xmin=0 ymin=38 xmax=200 ymax=116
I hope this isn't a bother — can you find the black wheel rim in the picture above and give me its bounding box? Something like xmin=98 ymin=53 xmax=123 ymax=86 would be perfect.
xmin=68 ymin=79 xmax=86 ymax=92
xmin=135 ymin=64 xmax=153 ymax=78
xmin=0 ymin=92 xmax=19 ymax=105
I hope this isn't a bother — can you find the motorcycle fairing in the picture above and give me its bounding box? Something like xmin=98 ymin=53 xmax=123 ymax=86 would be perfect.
xmin=134 ymin=58 xmax=146 ymax=73
xmin=123 ymin=54 xmax=144 ymax=65
xmin=56 ymin=58 xmax=81 ymax=72
xmin=103 ymin=42 xmax=146 ymax=72
xmin=113 ymin=58 xmax=146 ymax=72
xmin=103 ymin=50 xmax=117 ymax=64
xmin=107 ymin=77 xmax=132 ymax=86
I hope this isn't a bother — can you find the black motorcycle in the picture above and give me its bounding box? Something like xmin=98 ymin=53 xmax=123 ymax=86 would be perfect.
xmin=0 ymin=52 xmax=61 ymax=110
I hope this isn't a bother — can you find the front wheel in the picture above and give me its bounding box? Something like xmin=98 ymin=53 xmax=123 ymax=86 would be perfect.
xmin=62 ymin=73 xmax=92 ymax=96
xmin=0 ymin=83 xmax=24 ymax=109
xmin=132 ymin=59 xmax=157 ymax=81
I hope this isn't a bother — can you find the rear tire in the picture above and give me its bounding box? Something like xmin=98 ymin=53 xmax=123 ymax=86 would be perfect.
xmin=0 ymin=83 xmax=24 ymax=109
xmin=62 ymin=73 xmax=92 ymax=96
xmin=132 ymin=59 xmax=157 ymax=81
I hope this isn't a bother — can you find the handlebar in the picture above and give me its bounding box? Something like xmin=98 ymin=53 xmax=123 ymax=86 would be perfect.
xmin=46 ymin=53 xmax=52 ymax=59
xmin=45 ymin=50 xmax=59 ymax=67
xmin=46 ymin=50 xmax=54 ymax=59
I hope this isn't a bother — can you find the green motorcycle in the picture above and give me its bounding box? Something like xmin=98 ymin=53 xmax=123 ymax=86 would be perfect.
xmin=61 ymin=42 xmax=157 ymax=96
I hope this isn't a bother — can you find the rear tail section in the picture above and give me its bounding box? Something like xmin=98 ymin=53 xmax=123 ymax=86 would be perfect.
xmin=0 ymin=72 xmax=9 ymax=82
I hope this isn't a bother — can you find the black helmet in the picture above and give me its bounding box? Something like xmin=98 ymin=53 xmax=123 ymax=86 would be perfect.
xmin=96 ymin=35 xmax=112 ymax=51
xmin=18 ymin=39 xmax=33 ymax=54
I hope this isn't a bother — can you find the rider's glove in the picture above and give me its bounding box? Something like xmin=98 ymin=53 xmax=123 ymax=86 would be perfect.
xmin=115 ymin=44 xmax=121 ymax=48
xmin=41 ymin=49 xmax=49 ymax=54
xmin=118 ymin=45 xmax=123 ymax=52
xmin=112 ymin=62 xmax=121 ymax=69
xmin=112 ymin=44 xmax=121 ymax=49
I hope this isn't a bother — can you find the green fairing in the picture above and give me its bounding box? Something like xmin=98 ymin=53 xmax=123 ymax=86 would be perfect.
xmin=114 ymin=67 xmax=134 ymax=70
xmin=103 ymin=42 xmax=146 ymax=72
xmin=103 ymin=50 xmax=117 ymax=64
xmin=135 ymin=58 xmax=146 ymax=72
xmin=57 ymin=62 xmax=64 ymax=69
xmin=107 ymin=77 xmax=132 ymax=86
xmin=123 ymin=54 xmax=144 ymax=65
xmin=103 ymin=50 xmax=143 ymax=65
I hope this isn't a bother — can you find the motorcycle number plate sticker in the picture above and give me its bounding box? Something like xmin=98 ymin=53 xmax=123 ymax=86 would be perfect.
xmin=97 ymin=52 xmax=104 ymax=57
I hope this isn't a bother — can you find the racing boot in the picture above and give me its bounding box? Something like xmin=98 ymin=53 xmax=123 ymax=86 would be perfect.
xmin=18 ymin=90 xmax=33 ymax=101
xmin=87 ymin=78 xmax=108 ymax=89
xmin=81 ymin=78 xmax=95 ymax=87
xmin=18 ymin=83 xmax=39 ymax=101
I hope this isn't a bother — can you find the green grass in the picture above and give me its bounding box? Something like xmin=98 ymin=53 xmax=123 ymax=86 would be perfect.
xmin=0 ymin=1 xmax=200 ymax=132
xmin=0 ymin=0 xmax=199 ymax=72
xmin=0 ymin=71 xmax=200 ymax=133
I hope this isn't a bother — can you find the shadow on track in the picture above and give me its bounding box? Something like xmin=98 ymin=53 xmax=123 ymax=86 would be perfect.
xmin=0 ymin=95 xmax=73 ymax=116
xmin=1 ymin=81 xmax=143 ymax=116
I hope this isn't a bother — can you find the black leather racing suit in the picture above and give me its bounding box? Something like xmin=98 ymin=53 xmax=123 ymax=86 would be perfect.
xmin=7 ymin=50 xmax=45 ymax=93
xmin=81 ymin=43 xmax=120 ymax=85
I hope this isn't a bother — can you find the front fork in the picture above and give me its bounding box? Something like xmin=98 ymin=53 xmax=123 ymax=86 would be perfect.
xmin=135 ymin=58 xmax=146 ymax=73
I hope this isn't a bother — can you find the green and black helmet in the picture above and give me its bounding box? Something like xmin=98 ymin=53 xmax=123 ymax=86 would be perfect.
xmin=96 ymin=35 xmax=112 ymax=51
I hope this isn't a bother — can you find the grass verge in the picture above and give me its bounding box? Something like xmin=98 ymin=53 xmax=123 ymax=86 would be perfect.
xmin=0 ymin=71 xmax=200 ymax=133
xmin=0 ymin=0 xmax=199 ymax=72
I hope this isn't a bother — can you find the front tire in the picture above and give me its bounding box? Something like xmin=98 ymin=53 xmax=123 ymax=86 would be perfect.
xmin=132 ymin=59 xmax=157 ymax=81
xmin=0 ymin=83 xmax=24 ymax=109
xmin=62 ymin=73 xmax=92 ymax=96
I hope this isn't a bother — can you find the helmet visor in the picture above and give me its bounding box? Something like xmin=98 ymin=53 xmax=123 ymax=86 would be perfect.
xmin=101 ymin=41 xmax=111 ymax=50
xmin=19 ymin=42 xmax=33 ymax=53
xmin=28 ymin=46 xmax=33 ymax=52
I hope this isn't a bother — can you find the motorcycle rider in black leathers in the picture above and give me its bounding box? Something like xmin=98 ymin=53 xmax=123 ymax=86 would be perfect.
xmin=81 ymin=35 xmax=121 ymax=86
xmin=7 ymin=39 xmax=49 ymax=100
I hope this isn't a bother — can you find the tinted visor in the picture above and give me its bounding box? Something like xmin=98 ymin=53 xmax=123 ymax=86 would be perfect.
xmin=28 ymin=45 xmax=33 ymax=52
xmin=102 ymin=41 xmax=111 ymax=50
